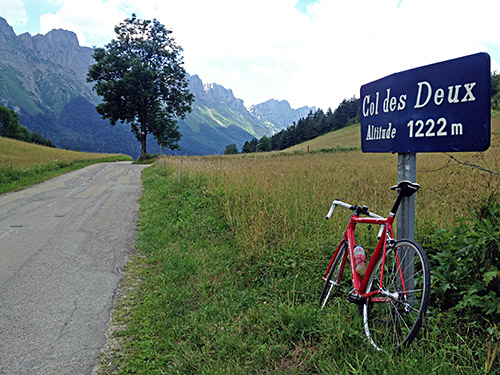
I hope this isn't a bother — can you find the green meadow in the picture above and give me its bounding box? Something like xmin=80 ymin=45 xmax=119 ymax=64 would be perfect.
xmin=0 ymin=136 xmax=131 ymax=194
xmin=97 ymin=118 xmax=500 ymax=374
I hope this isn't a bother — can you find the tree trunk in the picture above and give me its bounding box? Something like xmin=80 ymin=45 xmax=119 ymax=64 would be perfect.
xmin=139 ymin=124 xmax=147 ymax=160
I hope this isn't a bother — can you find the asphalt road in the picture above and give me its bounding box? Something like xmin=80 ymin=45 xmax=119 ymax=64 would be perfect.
xmin=0 ymin=161 xmax=147 ymax=374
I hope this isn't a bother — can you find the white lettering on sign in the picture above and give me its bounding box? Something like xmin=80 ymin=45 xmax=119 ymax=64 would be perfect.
xmin=414 ymin=81 xmax=477 ymax=108
xmin=382 ymin=89 xmax=407 ymax=113
xmin=365 ymin=122 xmax=397 ymax=141
xmin=407 ymin=117 xmax=463 ymax=138
xmin=362 ymin=92 xmax=379 ymax=117
xmin=362 ymin=80 xmax=479 ymax=117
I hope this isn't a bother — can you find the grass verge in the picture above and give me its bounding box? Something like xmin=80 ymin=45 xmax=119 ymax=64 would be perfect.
xmin=96 ymin=163 xmax=494 ymax=374
xmin=0 ymin=135 xmax=132 ymax=194
xmin=0 ymin=156 xmax=132 ymax=195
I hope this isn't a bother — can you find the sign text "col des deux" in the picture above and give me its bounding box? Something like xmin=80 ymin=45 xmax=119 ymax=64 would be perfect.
xmin=360 ymin=53 xmax=491 ymax=153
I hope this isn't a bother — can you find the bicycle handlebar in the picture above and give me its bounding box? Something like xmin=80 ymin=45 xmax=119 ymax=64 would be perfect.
xmin=326 ymin=199 xmax=386 ymax=239
xmin=325 ymin=182 xmax=420 ymax=241
xmin=325 ymin=199 xmax=383 ymax=220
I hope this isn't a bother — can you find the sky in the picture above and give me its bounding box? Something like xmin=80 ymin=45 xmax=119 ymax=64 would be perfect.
xmin=2 ymin=0 xmax=500 ymax=110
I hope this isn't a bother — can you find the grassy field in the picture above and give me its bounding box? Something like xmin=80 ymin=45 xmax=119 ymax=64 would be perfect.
xmin=285 ymin=123 xmax=361 ymax=152
xmin=97 ymin=118 xmax=500 ymax=373
xmin=0 ymin=137 xmax=132 ymax=194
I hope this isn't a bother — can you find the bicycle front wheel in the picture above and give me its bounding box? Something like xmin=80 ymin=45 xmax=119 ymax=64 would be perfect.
xmin=319 ymin=241 xmax=347 ymax=308
xmin=362 ymin=239 xmax=430 ymax=351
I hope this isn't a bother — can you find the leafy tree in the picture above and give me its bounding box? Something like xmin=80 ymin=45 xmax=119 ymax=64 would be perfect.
xmin=492 ymin=71 xmax=500 ymax=110
xmin=0 ymin=106 xmax=31 ymax=142
xmin=270 ymin=130 xmax=284 ymax=151
xmin=0 ymin=105 xmax=55 ymax=146
xmin=223 ymin=143 xmax=238 ymax=155
xmin=87 ymin=14 xmax=194 ymax=160
xmin=31 ymin=132 xmax=55 ymax=147
xmin=242 ymin=138 xmax=258 ymax=153
xmin=256 ymin=135 xmax=271 ymax=152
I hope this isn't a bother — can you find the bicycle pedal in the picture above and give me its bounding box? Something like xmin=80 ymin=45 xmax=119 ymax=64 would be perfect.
xmin=347 ymin=291 xmax=366 ymax=305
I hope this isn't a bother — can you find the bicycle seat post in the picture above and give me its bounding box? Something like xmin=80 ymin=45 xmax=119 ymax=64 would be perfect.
xmin=390 ymin=181 xmax=420 ymax=217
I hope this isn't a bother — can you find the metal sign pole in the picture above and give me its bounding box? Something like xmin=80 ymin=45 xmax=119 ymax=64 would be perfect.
xmin=397 ymin=152 xmax=416 ymax=297
xmin=397 ymin=153 xmax=416 ymax=240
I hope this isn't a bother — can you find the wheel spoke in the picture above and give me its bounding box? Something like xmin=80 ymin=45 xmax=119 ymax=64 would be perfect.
xmin=319 ymin=242 xmax=347 ymax=308
xmin=363 ymin=240 xmax=430 ymax=351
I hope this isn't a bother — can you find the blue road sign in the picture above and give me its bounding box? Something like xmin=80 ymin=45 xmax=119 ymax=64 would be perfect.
xmin=360 ymin=53 xmax=491 ymax=153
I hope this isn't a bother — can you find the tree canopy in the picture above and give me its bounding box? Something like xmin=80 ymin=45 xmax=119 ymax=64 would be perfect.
xmin=0 ymin=105 xmax=54 ymax=147
xmin=241 ymin=138 xmax=258 ymax=153
xmin=87 ymin=14 xmax=194 ymax=159
xmin=491 ymin=71 xmax=500 ymax=110
xmin=224 ymin=144 xmax=238 ymax=155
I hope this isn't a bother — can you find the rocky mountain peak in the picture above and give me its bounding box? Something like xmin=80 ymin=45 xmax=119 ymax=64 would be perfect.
xmin=0 ymin=17 xmax=19 ymax=49
xmin=28 ymin=29 xmax=94 ymax=78
xmin=188 ymin=74 xmax=205 ymax=94
xmin=32 ymin=29 xmax=81 ymax=51
xmin=188 ymin=74 xmax=245 ymax=109
xmin=0 ymin=17 xmax=15 ymax=37
xmin=249 ymin=99 xmax=315 ymax=129
xmin=204 ymin=82 xmax=244 ymax=106
xmin=0 ymin=17 xmax=97 ymax=114
xmin=0 ymin=16 xmax=316 ymax=156
xmin=187 ymin=73 xmax=314 ymax=134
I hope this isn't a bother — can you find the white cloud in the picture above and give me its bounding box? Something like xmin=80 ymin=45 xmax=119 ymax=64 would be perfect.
xmin=141 ymin=0 xmax=312 ymax=106
xmin=272 ymin=0 xmax=500 ymax=108
xmin=0 ymin=0 xmax=28 ymax=28
xmin=249 ymin=64 xmax=285 ymax=78
xmin=146 ymin=0 xmax=309 ymax=63
xmin=21 ymin=0 xmax=500 ymax=109
xmin=39 ymin=0 xmax=129 ymax=45
xmin=199 ymin=66 xmax=241 ymax=83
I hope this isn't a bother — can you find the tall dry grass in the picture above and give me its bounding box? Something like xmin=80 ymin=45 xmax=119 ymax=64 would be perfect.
xmin=0 ymin=136 xmax=131 ymax=194
xmin=0 ymin=136 xmax=126 ymax=168
xmin=158 ymin=116 xmax=499 ymax=262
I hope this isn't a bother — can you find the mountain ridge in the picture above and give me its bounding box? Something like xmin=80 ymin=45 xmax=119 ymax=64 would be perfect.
xmin=248 ymin=99 xmax=314 ymax=130
xmin=0 ymin=17 xmax=315 ymax=156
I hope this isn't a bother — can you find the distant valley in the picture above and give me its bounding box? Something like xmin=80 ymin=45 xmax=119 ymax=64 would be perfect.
xmin=0 ymin=17 xmax=314 ymax=157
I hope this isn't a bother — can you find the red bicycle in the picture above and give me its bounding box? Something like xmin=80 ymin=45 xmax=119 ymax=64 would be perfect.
xmin=319 ymin=181 xmax=430 ymax=351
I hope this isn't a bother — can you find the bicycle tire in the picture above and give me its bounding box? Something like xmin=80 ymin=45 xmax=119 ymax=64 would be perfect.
xmin=362 ymin=239 xmax=430 ymax=351
xmin=319 ymin=241 xmax=347 ymax=308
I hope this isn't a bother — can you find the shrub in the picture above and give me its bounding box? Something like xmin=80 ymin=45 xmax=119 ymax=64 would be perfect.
xmin=422 ymin=198 xmax=500 ymax=327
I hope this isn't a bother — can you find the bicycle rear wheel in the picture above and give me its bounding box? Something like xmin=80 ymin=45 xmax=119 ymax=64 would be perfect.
xmin=362 ymin=239 xmax=430 ymax=351
xmin=319 ymin=241 xmax=347 ymax=308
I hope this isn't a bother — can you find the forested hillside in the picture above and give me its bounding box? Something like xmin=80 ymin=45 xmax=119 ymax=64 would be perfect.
xmin=238 ymin=71 xmax=500 ymax=155
xmin=240 ymin=97 xmax=359 ymax=153
xmin=271 ymin=97 xmax=360 ymax=151
xmin=0 ymin=105 xmax=54 ymax=147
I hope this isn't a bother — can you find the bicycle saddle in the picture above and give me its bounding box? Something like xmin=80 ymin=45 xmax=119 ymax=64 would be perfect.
xmin=390 ymin=180 xmax=420 ymax=197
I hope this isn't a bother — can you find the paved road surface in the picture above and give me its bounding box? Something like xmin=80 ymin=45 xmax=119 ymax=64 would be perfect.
xmin=0 ymin=162 xmax=147 ymax=374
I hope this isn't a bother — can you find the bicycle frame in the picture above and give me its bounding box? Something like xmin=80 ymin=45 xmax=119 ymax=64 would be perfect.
xmin=321 ymin=181 xmax=428 ymax=351
xmin=323 ymin=212 xmax=398 ymax=301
